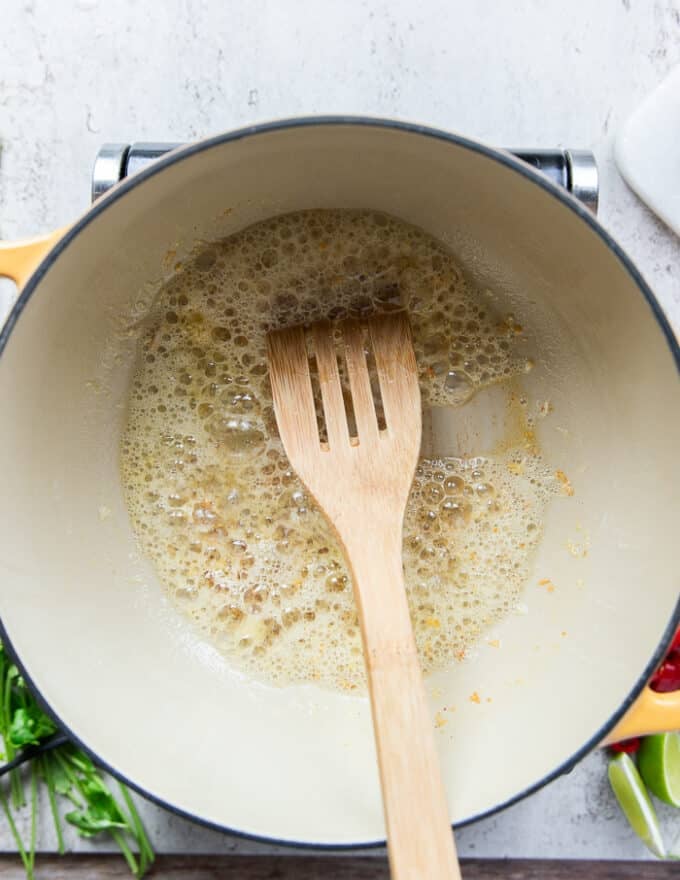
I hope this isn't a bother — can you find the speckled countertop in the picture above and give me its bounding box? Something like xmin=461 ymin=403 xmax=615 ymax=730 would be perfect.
xmin=0 ymin=0 xmax=679 ymax=863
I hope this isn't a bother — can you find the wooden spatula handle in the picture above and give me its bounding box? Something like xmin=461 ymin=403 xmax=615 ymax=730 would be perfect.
xmin=343 ymin=520 xmax=461 ymax=880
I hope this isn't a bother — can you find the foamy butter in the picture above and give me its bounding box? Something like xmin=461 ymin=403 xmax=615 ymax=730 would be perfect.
xmin=121 ymin=210 xmax=561 ymax=691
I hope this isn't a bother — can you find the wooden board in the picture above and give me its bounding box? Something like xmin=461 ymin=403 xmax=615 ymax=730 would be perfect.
xmin=0 ymin=856 xmax=676 ymax=879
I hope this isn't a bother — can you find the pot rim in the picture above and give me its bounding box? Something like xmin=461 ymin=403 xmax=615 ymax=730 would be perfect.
xmin=1 ymin=115 xmax=679 ymax=848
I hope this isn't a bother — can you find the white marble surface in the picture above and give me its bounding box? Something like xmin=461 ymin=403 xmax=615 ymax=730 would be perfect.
xmin=1 ymin=0 xmax=679 ymax=863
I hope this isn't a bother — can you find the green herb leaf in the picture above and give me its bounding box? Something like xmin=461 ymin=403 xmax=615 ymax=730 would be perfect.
xmin=65 ymin=804 xmax=128 ymax=837
xmin=65 ymin=778 xmax=128 ymax=838
xmin=8 ymin=707 xmax=57 ymax=748
xmin=49 ymin=755 xmax=73 ymax=797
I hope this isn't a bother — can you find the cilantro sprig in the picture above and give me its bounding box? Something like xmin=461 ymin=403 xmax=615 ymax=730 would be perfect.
xmin=0 ymin=640 xmax=154 ymax=878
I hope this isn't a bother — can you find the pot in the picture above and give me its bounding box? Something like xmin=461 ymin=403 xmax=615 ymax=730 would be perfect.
xmin=0 ymin=118 xmax=678 ymax=846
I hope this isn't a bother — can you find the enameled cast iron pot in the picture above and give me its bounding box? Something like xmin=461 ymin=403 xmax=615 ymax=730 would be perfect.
xmin=0 ymin=118 xmax=678 ymax=846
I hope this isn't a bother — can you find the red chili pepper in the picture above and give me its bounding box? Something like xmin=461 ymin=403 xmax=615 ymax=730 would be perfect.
xmin=671 ymin=627 xmax=680 ymax=655
xmin=649 ymin=628 xmax=680 ymax=693
xmin=651 ymin=657 xmax=680 ymax=693
xmin=610 ymin=738 xmax=641 ymax=755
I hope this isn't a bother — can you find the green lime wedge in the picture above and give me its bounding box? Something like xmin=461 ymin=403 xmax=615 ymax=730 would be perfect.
xmin=638 ymin=733 xmax=680 ymax=808
xmin=608 ymin=752 xmax=666 ymax=858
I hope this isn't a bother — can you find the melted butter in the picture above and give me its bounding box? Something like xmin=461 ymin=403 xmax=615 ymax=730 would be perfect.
xmin=120 ymin=210 xmax=561 ymax=691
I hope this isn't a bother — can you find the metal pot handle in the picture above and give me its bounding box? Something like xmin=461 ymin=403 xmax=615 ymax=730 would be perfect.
xmin=92 ymin=143 xmax=600 ymax=213
xmin=0 ymin=229 xmax=65 ymax=292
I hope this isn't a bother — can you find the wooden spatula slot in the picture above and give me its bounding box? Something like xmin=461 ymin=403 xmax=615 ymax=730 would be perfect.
xmin=305 ymin=351 xmax=328 ymax=445
xmin=363 ymin=334 xmax=388 ymax=432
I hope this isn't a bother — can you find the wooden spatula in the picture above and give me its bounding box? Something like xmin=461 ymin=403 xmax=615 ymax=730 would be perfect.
xmin=267 ymin=312 xmax=460 ymax=880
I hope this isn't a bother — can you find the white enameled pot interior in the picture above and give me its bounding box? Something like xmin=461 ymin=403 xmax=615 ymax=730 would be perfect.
xmin=0 ymin=123 xmax=678 ymax=844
